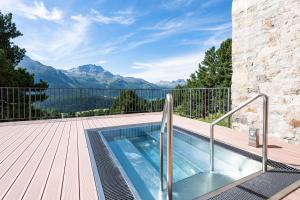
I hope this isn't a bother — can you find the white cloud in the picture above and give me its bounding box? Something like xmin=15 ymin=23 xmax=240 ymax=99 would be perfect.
xmin=201 ymin=0 xmax=222 ymax=8
xmin=142 ymin=18 xmax=184 ymax=31
xmin=131 ymin=62 xmax=152 ymax=69
xmin=162 ymin=0 xmax=193 ymax=9
xmin=95 ymin=60 xmax=107 ymax=65
xmin=126 ymin=53 xmax=203 ymax=82
xmin=17 ymin=13 xmax=92 ymax=68
xmin=124 ymin=18 xmax=230 ymax=51
xmin=193 ymin=22 xmax=232 ymax=32
xmin=28 ymin=52 xmax=48 ymax=62
xmin=91 ymin=9 xmax=135 ymax=25
xmin=181 ymin=23 xmax=232 ymax=46
xmin=48 ymin=14 xmax=91 ymax=54
xmin=100 ymin=32 xmax=136 ymax=55
xmin=0 ymin=1 xmax=63 ymax=22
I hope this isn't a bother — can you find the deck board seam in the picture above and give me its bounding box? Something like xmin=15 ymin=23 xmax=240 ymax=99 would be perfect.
xmin=0 ymin=124 xmax=35 ymax=156
xmin=0 ymin=122 xmax=49 ymax=174
xmin=76 ymin=118 xmax=81 ymax=200
xmin=19 ymin=121 xmax=62 ymax=200
xmin=39 ymin=120 xmax=67 ymax=200
xmin=0 ymin=124 xmax=29 ymax=145
xmin=59 ymin=119 xmax=73 ymax=200
xmin=0 ymin=122 xmax=56 ymax=199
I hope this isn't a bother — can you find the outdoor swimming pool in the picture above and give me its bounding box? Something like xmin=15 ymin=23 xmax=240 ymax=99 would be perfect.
xmin=99 ymin=124 xmax=261 ymax=200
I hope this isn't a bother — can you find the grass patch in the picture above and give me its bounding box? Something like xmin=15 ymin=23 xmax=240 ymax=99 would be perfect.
xmin=196 ymin=113 xmax=230 ymax=127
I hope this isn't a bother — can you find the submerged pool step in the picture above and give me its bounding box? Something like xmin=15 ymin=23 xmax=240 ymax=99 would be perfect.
xmin=173 ymin=172 xmax=234 ymax=200
xmin=129 ymin=134 xmax=202 ymax=182
xmin=149 ymin=131 xmax=256 ymax=181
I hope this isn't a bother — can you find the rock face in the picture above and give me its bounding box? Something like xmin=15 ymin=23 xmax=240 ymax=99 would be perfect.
xmin=231 ymin=0 xmax=300 ymax=139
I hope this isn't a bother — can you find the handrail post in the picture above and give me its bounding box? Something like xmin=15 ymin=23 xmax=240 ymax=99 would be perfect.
xmin=167 ymin=94 xmax=173 ymax=200
xmin=227 ymin=88 xmax=231 ymax=128
xmin=159 ymin=94 xmax=173 ymax=200
xmin=160 ymin=130 xmax=164 ymax=191
xmin=210 ymin=93 xmax=268 ymax=173
xmin=210 ymin=124 xmax=214 ymax=172
xmin=262 ymin=95 xmax=268 ymax=172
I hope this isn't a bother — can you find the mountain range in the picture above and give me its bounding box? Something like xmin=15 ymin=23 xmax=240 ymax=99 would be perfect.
xmin=18 ymin=56 xmax=161 ymax=89
xmin=156 ymin=79 xmax=186 ymax=88
xmin=18 ymin=56 xmax=186 ymax=89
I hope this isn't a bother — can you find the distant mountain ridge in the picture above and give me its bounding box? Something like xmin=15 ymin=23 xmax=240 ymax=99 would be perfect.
xmin=18 ymin=56 xmax=159 ymax=89
xmin=156 ymin=79 xmax=186 ymax=88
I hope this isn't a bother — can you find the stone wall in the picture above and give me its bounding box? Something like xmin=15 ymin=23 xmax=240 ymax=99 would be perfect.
xmin=231 ymin=0 xmax=300 ymax=141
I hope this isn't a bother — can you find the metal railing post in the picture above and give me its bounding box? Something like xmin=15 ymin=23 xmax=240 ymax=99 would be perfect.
xmin=262 ymin=95 xmax=268 ymax=172
xmin=80 ymin=88 xmax=83 ymax=113
xmin=28 ymin=88 xmax=32 ymax=120
xmin=227 ymin=88 xmax=231 ymax=128
xmin=189 ymin=89 xmax=192 ymax=118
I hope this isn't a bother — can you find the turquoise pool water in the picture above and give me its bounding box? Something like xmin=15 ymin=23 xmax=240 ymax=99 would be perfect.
xmin=100 ymin=124 xmax=261 ymax=200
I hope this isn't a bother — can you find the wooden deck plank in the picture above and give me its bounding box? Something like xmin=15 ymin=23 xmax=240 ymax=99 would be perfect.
xmin=0 ymin=123 xmax=51 ymax=177
xmin=61 ymin=118 xmax=80 ymax=200
xmin=0 ymin=124 xmax=28 ymax=144
xmin=41 ymin=120 xmax=72 ymax=200
xmin=0 ymin=125 xmax=38 ymax=158
xmin=80 ymin=118 xmax=99 ymax=200
xmin=0 ymin=122 xmax=55 ymax=199
xmin=3 ymin=121 xmax=61 ymax=200
xmin=21 ymin=121 xmax=66 ymax=200
xmin=283 ymin=188 xmax=300 ymax=200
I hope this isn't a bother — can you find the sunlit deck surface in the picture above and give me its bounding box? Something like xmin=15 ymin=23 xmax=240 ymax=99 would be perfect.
xmin=0 ymin=113 xmax=299 ymax=200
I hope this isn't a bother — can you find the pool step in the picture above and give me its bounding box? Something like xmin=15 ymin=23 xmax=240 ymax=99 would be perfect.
xmin=128 ymin=135 xmax=199 ymax=182
xmin=173 ymin=172 xmax=234 ymax=200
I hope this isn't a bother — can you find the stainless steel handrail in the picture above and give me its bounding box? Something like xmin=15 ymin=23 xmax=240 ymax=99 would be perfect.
xmin=210 ymin=93 xmax=269 ymax=173
xmin=160 ymin=94 xmax=173 ymax=200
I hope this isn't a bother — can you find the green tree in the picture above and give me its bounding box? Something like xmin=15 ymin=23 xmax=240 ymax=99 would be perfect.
xmin=174 ymin=39 xmax=232 ymax=120
xmin=186 ymin=39 xmax=232 ymax=88
xmin=0 ymin=11 xmax=48 ymax=120
xmin=110 ymin=90 xmax=148 ymax=114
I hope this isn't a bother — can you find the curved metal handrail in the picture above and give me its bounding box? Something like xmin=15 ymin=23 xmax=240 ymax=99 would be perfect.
xmin=210 ymin=93 xmax=269 ymax=173
xmin=160 ymin=94 xmax=173 ymax=200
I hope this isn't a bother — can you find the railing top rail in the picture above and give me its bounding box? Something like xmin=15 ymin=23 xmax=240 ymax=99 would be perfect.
xmin=211 ymin=93 xmax=268 ymax=126
xmin=0 ymin=86 xmax=230 ymax=90
xmin=166 ymin=87 xmax=230 ymax=91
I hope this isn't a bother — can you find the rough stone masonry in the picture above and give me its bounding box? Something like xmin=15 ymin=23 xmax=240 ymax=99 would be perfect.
xmin=231 ymin=0 xmax=300 ymax=142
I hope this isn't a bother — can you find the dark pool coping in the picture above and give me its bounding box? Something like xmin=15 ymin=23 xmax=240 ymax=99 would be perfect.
xmin=85 ymin=122 xmax=300 ymax=200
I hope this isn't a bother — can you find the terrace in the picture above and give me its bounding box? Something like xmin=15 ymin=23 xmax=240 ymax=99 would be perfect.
xmin=0 ymin=88 xmax=299 ymax=199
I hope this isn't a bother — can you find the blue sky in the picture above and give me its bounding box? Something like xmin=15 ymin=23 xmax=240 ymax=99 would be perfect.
xmin=1 ymin=0 xmax=232 ymax=82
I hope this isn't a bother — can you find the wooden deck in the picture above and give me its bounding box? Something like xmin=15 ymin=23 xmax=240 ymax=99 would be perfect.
xmin=0 ymin=113 xmax=299 ymax=200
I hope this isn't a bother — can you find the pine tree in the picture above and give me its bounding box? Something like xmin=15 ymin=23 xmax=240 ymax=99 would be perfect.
xmin=0 ymin=11 xmax=48 ymax=119
xmin=186 ymin=39 xmax=232 ymax=88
